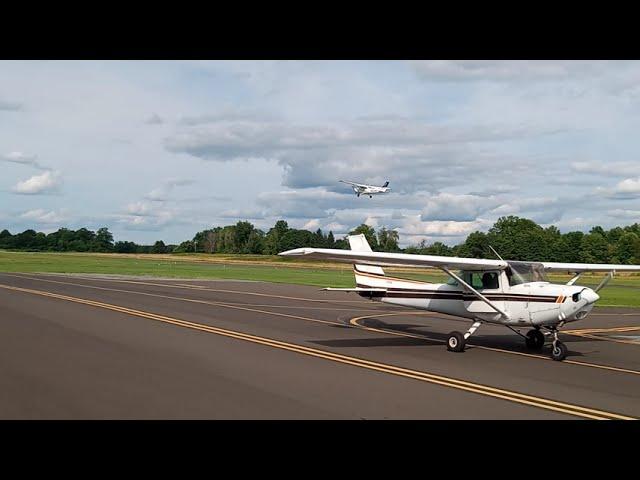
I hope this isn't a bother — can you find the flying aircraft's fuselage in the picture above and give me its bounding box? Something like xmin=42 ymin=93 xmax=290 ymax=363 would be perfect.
xmin=352 ymin=186 xmax=390 ymax=195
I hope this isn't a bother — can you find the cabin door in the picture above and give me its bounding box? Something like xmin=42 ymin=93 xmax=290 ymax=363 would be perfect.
xmin=462 ymin=271 xmax=505 ymax=314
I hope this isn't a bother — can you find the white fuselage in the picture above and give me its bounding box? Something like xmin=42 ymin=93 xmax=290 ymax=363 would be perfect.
xmin=354 ymin=268 xmax=599 ymax=327
xmin=353 ymin=185 xmax=390 ymax=196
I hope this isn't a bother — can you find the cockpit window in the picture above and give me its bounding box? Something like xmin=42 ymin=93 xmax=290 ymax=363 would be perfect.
xmin=506 ymin=261 xmax=548 ymax=286
xmin=448 ymin=271 xmax=500 ymax=290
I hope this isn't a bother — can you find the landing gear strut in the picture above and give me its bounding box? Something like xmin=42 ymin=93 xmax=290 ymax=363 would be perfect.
xmin=525 ymin=328 xmax=545 ymax=350
xmin=447 ymin=321 xmax=482 ymax=353
xmin=550 ymin=328 xmax=568 ymax=361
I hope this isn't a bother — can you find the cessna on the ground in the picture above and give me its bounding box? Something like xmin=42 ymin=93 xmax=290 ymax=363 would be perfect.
xmin=340 ymin=180 xmax=391 ymax=198
xmin=279 ymin=234 xmax=640 ymax=361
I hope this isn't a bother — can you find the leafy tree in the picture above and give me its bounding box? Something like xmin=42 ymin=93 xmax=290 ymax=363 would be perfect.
xmin=486 ymin=216 xmax=550 ymax=260
xmin=151 ymin=240 xmax=167 ymax=254
xmin=580 ymin=233 xmax=610 ymax=263
xmin=552 ymin=231 xmax=584 ymax=263
xmin=234 ymin=221 xmax=255 ymax=252
xmin=377 ymin=227 xmax=400 ymax=252
xmin=279 ymin=229 xmax=316 ymax=251
xmin=456 ymin=231 xmax=490 ymax=258
xmin=263 ymin=220 xmax=290 ymax=254
xmin=94 ymin=227 xmax=114 ymax=252
xmin=615 ymin=232 xmax=640 ymax=264
xmin=114 ymin=241 xmax=138 ymax=253
xmin=327 ymin=231 xmax=335 ymax=247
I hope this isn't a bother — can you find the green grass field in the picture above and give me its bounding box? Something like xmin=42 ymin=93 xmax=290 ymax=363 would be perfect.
xmin=1 ymin=250 xmax=639 ymax=307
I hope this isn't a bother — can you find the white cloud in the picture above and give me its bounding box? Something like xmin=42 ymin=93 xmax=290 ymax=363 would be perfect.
xmin=20 ymin=209 xmax=68 ymax=224
xmin=143 ymin=178 xmax=195 ymax=201
xmin=402 ymin=215 xmax=489 ymax=237
xmin=303 ymin=219 xmax=320 ymax=230
xmin=616 ymin=177 xmax=640 ymax=193
xmin=571 ymin=161 xmax=640 ymax=177
xmin=598 ymin=177 xmax=640 ymax=199
xmin=421 ymin=192 xmax=501 ymax=221
xmin=607 ymin=209 xmax=640 ymax=220
xmin=2 ymin=151 xmax=46 ymax=170
xmin=11 ymin=170 xmax=62 ymax=195
xmin=410 ymin=60 xmax=616 ymax=82
xmin=125 ymin=201 xmax=155 ymax=216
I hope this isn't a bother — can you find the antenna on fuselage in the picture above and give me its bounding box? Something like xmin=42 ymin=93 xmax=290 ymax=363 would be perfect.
xmin=488 ymin=245 xmax=504 ymax=261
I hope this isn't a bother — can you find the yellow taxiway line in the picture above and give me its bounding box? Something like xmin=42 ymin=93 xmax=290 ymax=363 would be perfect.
xmin=0 ymin=282 xmax=633 ymax=420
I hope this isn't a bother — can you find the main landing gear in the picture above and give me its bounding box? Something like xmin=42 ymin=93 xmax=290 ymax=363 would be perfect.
xmin=523 ymin=326 xmax=567 ymax=361
xmin=447 ymin=322 xmax=569 ymax=361
xmin=525 ymin=329 xmax=545 ymax=350
xmin=447 ymin=321 xmax=481 ymax=353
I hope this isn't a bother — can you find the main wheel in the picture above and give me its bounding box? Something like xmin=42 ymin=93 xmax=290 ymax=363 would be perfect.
xmin=447 ymin=332 xmax=466 ymax=352
xmin=551 ymin=341 xmax=568 ymax=361
xmin=525 ymin=329 xmax=545 ymax=350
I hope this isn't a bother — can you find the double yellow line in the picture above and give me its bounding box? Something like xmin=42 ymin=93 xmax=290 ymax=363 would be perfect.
xmin=0 ymin=282 xmax=634 ymax=420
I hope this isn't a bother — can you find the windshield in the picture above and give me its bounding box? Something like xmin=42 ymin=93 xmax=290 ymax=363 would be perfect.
xmin=506 ymin=261 xmax=548 ymax=286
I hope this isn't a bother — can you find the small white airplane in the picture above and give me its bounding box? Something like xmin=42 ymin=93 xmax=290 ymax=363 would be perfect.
xmin=280 ymin=234 xmax=640 ymax=361
xmin=340 ymin=180 xmax=391 ymax=198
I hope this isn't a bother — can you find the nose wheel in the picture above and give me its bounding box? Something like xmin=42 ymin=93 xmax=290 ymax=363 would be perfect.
xmin=551 ymin=341 xmax=568 ymax=361
xmin=549 ymin=328 xmax=567 ymax=361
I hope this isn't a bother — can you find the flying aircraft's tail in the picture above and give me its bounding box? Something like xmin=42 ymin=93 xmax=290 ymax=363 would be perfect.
xmin=382 ymin=181 xmax=389 ymax=187
xmin=348 ymin=234 xmax=386 ymax=287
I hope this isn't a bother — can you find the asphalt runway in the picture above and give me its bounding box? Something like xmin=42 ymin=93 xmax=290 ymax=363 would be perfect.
xmin=1 ymin=272 xmax=639 ymax=419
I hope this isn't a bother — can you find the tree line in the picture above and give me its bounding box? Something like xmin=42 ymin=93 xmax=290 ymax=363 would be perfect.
xmin=2 ymin=215 xmax=640 ymax=264
xmin=0 ymin=227 xmax=177 ymax=254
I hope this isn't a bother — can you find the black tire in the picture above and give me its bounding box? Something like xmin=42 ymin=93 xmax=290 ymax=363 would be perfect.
xmin=447 ymin=331 xmax=466 ymax=352
xmin=551 ymin=341 xmax=568 ymax=361
xmin=525 ymin=329 xmax=545 ymax=350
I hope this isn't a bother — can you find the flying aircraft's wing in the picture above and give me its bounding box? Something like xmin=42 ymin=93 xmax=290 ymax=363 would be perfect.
xmin=339 ymin=180 xmax=365 ymax=187
xmin=279 ymin=247 xmax=507 ymax=271
xmin=540 ymin=262 xmax=640 ymax=273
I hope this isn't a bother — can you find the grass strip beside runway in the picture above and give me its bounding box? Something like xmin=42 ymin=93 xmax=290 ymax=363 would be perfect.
xmin=1 ymin=250 xmax=640 ymax=306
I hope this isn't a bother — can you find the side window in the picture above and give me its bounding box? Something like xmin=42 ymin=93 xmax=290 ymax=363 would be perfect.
xmin=465 ymin=272 xmax=499 ymax=289
xmin=480 ymin=272 xmax=499 ymax=289
xmin=471 ymin=273 xmax=484 ymax=289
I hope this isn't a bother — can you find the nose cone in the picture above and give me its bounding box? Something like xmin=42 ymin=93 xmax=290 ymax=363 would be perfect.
xmin=582 ymin=288 xmax=600 ymax=305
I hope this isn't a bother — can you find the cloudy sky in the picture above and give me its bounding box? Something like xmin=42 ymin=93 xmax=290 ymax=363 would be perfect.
xmin=2 ymin=60 xmax=640 ymax=246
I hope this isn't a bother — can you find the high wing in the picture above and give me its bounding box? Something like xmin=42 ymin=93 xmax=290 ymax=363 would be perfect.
xmin=541 ymin=261 xmax=640 ymax=273
xmin=339 ymin=180 xmax=367 ymax=188
xmin=279 ymin=247 xmax=507 ymax=271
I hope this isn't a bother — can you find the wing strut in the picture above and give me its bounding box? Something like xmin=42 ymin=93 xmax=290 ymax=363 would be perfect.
xmin=566 ymin=273 xmax=582 ymax=285
xmin=595 ymin=271 xmax=615 ymax=293
xmin=441 ymin=267 xmax=510 ymax=319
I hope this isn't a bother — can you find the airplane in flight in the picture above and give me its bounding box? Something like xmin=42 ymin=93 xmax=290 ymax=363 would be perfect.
xmin=280 ymin=234 xmax=640 ymax=361
xmin=340 ymin=180 xmax=391 ymax=198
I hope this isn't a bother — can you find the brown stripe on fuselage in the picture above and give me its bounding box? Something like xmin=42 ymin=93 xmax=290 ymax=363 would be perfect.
xmin=355 ymin=285 xmax=559 ymax=303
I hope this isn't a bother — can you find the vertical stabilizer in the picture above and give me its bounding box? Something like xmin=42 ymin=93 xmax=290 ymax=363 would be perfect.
xmin=348 ymin=234 xmax=385 ymax=276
